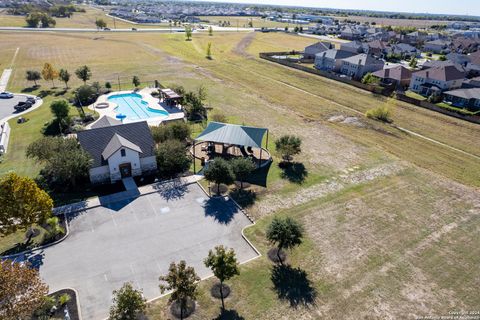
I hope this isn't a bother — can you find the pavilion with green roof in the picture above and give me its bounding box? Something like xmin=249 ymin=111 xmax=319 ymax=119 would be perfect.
xmin=192 ymin=122 xmax=271 ymax=173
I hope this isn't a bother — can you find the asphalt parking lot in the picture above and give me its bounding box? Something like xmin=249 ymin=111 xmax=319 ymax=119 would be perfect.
xmin=21 ymin=183 xmax=258 ymax=319
xmin=0 ymin=95 xmax=27 ymax=121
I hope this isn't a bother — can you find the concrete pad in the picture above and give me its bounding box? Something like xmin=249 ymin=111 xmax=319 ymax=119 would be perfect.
xmin=28 ymin=183 xmax=257 ymax=319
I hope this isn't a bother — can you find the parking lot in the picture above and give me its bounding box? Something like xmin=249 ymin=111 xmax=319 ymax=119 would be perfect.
xmin=0 ymin=95 xmax=29 ymax=121
xmin=21 ymin=183 xmax=258 ymax=319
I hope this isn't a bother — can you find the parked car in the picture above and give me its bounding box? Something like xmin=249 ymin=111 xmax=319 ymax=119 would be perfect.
xmin=26 ymin=97 xmax=36 ymax=103
xmin=104 ymin=27 xmax=111 ymax=31
xmin=0 ymin=92 xmax=14 ymax=99
xmin=14 ymin=101 xmax=33 ymax=111
xmin=132 ymin=28 xmax=137 ymax=31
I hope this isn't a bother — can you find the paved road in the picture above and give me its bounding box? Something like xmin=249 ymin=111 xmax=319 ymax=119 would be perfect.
xmin=17 ymin=183 xmax=257 ymax=319
xmin=0 ymin=95 xmax=28 ymax=121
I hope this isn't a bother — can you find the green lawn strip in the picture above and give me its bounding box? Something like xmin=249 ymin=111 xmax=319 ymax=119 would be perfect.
xmin=0 ymin=224 xmax=47 ymax=256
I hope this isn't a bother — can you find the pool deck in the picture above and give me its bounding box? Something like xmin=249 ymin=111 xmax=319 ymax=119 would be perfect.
xmin=88 ymin=88 xmax=185 ymax=126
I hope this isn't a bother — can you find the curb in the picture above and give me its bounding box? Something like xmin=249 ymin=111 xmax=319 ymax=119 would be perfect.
xmin=0 ymin=95 xmax=43 ymax=125
xmin=64 ymin=287 xmax=83 ymax=320
xmin=0 ymin=212 xmax=70 ymax=260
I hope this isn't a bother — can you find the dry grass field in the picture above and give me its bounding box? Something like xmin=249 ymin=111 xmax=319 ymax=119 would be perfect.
xmin=0 ymin=30 xmax=479 ymax=319
xmin=0 ymin=7 xmax=169 ymax=29
xmin=335 ymin=15 xmax=449 ymax=27
xmin=198 ymin=15 xmax=313 ymax=29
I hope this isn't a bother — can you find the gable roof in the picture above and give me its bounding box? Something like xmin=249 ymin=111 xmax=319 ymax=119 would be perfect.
xmin=413 ymin=65 xmax=465 ymax=82
xmin=77 ymin=121 xmax=154 ymax=168
xmin=91 ymin=116 xmax=122 ymax=129
xmin=444 ymin=87 xmax=480 ymax=100
xmin=341 ymin=53 xmax=384 ymax=66
xmin=195 ymin=122 xmax=267 ymax=149
xmin=316 ymin=49 xmax=355 ymax=60
xmin=422 ymin=60 xmax=466 ymax=72
xmin=305 ymin=41 xmax=333 ymax=53
xmin=372 ymin=65 xmax=412 ymax=81
xmin=102 ymin=133 xmax=142 ymax=160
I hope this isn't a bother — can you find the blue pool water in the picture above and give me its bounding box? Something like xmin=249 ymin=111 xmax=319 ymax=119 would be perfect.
xmin=108 ymin=93 xmax=169 ymax=121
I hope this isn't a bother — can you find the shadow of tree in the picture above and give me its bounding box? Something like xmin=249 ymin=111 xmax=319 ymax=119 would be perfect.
xmin=279 ymin=162 xmax=308 ymax=184
xmin=152 ymin=179 xmax=188 ymax=201
xmin=229 ymin=189 xmax=257 ymax=208
xmin=246 ymin=161 xmax=272 ymax=188
xmin=270 ymin=264 xmax=317 ymax=308
xmin=203 ymin=197 xmax=239 ymax=224
xmin=38 ymin=90 xmax=54 ymax=98
xmin=21 ymin=85 xmax=39 ymax=93
xmin=213 ymin=309 xmax=246 ymax=320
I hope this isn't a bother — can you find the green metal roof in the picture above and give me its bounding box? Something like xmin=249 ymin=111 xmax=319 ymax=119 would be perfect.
xmin=195 ymin=122 xmax=267 ymax=148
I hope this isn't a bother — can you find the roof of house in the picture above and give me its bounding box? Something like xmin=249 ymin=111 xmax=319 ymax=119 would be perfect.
xmin=468 ymin=50 xmax=480 ymax=65
xmin=91 ymin=116 xmax=122 ymax=129
xmin=341 ymin=53 xmax=384 ymax=66
xmin=102 ymin=133 xmax=143 ymax=160
xmin=316 ymin=49 xmax=356 ymax=60
xmin=305 ymin=41 xmax=333 ymax=53
xmin=340 ymin=40 xmax=365 ymax=50
xmin=444 ymin=87 xmax=480 ymax=99
xmin=413 ymin=65 xmax=465 ymax=82
xmin=372 ymin=65 xmax=412 ymax=81
xmin=392 ymin=43 xmax=417 ymax=52
xmin=195 ymin=122 xmax=267 ymax=149
xmin=424 ymin=39 xmax=451 ymax=46
xmin=367 ymin=40 xmax=388 ymax=50
xmin=422 ymin=60 xmax=466 ymax=72
xmin=77 ymin=121 xmax=154 ymax=168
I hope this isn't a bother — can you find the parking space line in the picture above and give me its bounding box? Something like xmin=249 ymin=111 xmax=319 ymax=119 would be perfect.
xmin=104 ymin=274 xmax=108 ymax=282
xmin=110 ymin=215 xmax=118 ymax=228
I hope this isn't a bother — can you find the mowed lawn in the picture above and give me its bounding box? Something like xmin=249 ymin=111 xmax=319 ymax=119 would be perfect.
xmin=0 ymin=31 xmax=479 ymax=319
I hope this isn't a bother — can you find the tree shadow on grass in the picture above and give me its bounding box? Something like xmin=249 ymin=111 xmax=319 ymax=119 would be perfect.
xmin=38 ymin=90 xmax=54 ymax=98
xmin=229 ymin=189 xmax=257 ymax=208
xmin=21 ymin=85 xmax=40 ymax=93
xmin=54 ymin=89 xmax=68 ymax=96
xmin=203 ymin=197 xmax=239 ymax=224
xmin=213 ymin=309 xmax=246 ymax=320
xmin=279 ymin=162 xmax=308 ymax=184
xmin=271 ymin=264 xmax=317 ymax=308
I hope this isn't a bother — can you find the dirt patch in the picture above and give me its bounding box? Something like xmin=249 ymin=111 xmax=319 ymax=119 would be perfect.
xmin=232 ymin=32 xmax=256 ymax=58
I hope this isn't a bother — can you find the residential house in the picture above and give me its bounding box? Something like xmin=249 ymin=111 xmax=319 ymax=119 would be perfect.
xmin=367 ymin=40 xmax=388 ymax=57
xmin=462 ymin=76 xmax=480 ymax=88
xmin=387 ymin=43 xmax=419 ymax=59
xmin=314 ymin=49 xmax=356 ymax=72
xmin=409 ymin=65 xmax=465 ymax=96
xmin=446 ymin=53 xmax=471 ymax=66
xmin=77 ymin=117 xmax=157 ymax=184
xmin=443 ymin=88 xmax=480 ymax=111
xmin=340 ymin=26 xmax=362 ymax=40
xmin=403 ymin=31 xmax=428 ymax=45
xmin=372 ymin=65 xmax=413 ymax=88
xmin=303 ymin=41 xmax=334 ymax=60
xmin=421 ymin=60 xmax=466 ymax=73
xmin=466 ymin=51 xmax=480 ymax=76
xmin=339 ymin=53 xmax=385 ymax=79
xmin=451 ymin=37 xmax=480 ymax=53
xmin=423 ymin=40 xmax=451 ymax=54
xmin=340 ymin=40 xmax=368 ymax=54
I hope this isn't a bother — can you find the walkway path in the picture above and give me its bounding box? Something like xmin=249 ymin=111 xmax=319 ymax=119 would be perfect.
xmin=0 ymin=69 xmax=12 ymax=92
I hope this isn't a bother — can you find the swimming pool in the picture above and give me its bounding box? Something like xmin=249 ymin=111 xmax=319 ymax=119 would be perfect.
xmin=108 ymin=93 xmax=169 ymax=121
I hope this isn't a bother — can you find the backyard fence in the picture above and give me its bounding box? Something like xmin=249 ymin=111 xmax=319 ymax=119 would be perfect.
xmin=259 ymin=51 xmax=480 ymax=125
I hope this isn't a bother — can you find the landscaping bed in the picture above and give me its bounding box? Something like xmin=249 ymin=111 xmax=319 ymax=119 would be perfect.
xmin=32 ymin=288 xmax=80 ymax=320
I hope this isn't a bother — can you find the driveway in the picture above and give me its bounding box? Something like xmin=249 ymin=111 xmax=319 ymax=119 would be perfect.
xmin=0 ymin=95 xmax=27 ymax=121
xmin=17 ymin=183 xmax=258 ymax=319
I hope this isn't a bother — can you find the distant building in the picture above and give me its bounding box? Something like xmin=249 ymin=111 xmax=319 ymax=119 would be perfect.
xmin=77 ymin=117 xmax=157 ymax=184
xmin=423 ymin=40 xmax=452 ymax=54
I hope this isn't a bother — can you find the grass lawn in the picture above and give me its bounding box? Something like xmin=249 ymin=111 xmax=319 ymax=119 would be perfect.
xmin=405 ymin=90 xmax=426 ymax=100
xmin=0 ymin=224 xmax=47 ymax=256
xmin=198 ymin=16 xmax=313 ymax=29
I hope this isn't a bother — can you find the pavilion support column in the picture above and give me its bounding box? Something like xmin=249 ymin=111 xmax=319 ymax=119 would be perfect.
xmin=193 ymin=140 xmax=196 ymax=174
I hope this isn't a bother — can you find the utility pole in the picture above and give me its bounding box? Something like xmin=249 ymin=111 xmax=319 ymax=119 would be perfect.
xmin=117 ymin=74 xmax=121 ymax=91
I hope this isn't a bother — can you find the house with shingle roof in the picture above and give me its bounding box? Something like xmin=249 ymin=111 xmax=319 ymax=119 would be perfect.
xmin=409 ymin=65 xmax=465 ymax=96
xmin=372 ymin=65 xmax=413 ymax=88
xmin=339 ymin=53 xmax=385 ymax=79
xmin=303 ymin=41 xmax=334 ymax=60
xmin=314 ymin=49 xmax=356 ymax=72
xmin=77 ymin=116 xmax=157 ymax=184
xmin=444 ymin=88 xmax=480 ymax=111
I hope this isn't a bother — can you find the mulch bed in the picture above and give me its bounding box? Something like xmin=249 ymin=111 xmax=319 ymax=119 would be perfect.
xmin=268 ymin=247 xmax=287 ymax=264
xmin=211 ymin=283 xmax=231 ymax=299
xmin=31 ymin=288 xmax=80 ymax=320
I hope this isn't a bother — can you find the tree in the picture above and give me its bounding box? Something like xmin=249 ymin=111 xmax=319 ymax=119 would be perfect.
xmin=361 ymin=72 xmax=379 ymax=85
xmin=132 ymin=75 xmax=140 ymax=88
xmin=409 ymin=57 xmax=418 ymax=68
xmin=0 ymin=260 xmax=49 ymax=320
xmin=50 ymin=100 xmax=70 ymax=132
xmin=26 ymin=137 xmax=92 ymax=190
xmin=204 ymin=246 xmax=240 ymax=310
xmin=105 ymin=81 xmax=112 ymax=91
xmin=439 ymin=55 xmax=447 ymax=61
xmin=41 ymin=62 xmax=59 ymax=87
xmin=230 ymin=157 xmax=255 ymax=189
xmin=26 ymin=70 xmax=41 ymax=87
xmin=0 ymin=173 xmax=53 ymax=240
xmin=204 ymin=158 xmax=235 ymax=193
xmin=155 ymin=139 xmax=192 ymax=178
xmin=185 ymin=25 xmax=192 ymax=41
xmin=150 ymin=122 xmax=191 ymax=144
xmin=96 ymin=18 xmax=107 ymax=29
xmin=284 ymin=26 xmax=288 ymax=32
xmin=25 ymin=12 xmax=41 ymax=28
xmin=59 ymin=68 xmax=70 ymax=88
xmin=266 ymin=217 xmax=304 ymax=264
xmin=109 ymin=282 xmax=147 ymax=320
xmin=26 ymin=12 xmax=56 ymax=28
xmin=159 ymin=261 xmax=200 ymax=320
xmin=75 ymin=65 xmax=92 ymax=84
xmin=275 ymin=135 xmax=302 ymax=163
xmin=206 ymin=42 xmax=212 ymax=59
xmin=208 ymin=26 xmax=213 ymax=36
xmin=75 ymin=84 xmax=97 ymax=106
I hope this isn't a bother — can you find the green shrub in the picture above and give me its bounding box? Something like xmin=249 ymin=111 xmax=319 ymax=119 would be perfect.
xmin=155 ymin=139 xmax=192 ymax=178
xmin=58 ymin=293 xmax=71 ymax=305
xmin=150 ymin=122 xmax=191 ymax=144
xmin=365 ymin=106 xmax=393 ymax=123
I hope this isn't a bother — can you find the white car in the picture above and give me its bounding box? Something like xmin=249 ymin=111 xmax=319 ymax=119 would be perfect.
xmin=0 ymin=92 xmax=14 ymax=99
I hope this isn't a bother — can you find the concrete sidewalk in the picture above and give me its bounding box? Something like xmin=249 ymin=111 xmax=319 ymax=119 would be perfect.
xmin=0 ymin=69 xmax=12 ymax=92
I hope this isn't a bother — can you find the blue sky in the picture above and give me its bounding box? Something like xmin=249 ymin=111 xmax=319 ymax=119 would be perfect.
xmin=195 ymin=0 xmax=480 ymax=16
